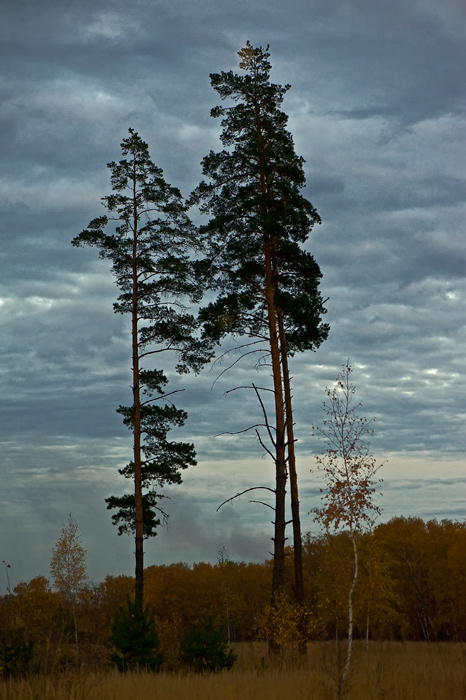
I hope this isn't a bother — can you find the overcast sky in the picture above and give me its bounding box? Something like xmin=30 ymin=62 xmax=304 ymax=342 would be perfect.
xmin=1 ymin=0 xmax=465 ymax=589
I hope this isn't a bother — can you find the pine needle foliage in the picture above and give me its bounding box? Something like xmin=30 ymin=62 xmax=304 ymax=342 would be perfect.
xmin=181 ymin=608 xmax=237 ymax=673
xmin=0 ymin=640 xmax=35 ymax=679
xmin=109 ymin=597 xmax=163 ymax=672
xmin=192 ymin=42 xmax=328 ymax=354
xmin=190 ymin=42 xmax=329 ymax=607
xmin=72 ymin=129 xmax=212 ymax=610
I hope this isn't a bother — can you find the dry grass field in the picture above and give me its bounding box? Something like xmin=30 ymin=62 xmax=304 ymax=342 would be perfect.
xmin=0 ymin=642 xmax=464 ymax=700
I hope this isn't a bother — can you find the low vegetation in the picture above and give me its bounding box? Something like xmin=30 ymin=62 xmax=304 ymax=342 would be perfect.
xmin=1 ymin=517 xmax=464 ymax=698
xmin=0 ymin=642 xmax=464 ymax=700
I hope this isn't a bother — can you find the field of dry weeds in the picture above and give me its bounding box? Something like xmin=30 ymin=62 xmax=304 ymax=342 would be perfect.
xmin=0 ymin=642 xmax=464 ymax=700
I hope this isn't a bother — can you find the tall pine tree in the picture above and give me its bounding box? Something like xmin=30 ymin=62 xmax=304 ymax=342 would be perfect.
xmin=191 ymin=43 xmax=329 ymax=617
xmin=73 ymin=129 xmax=211 ymax=611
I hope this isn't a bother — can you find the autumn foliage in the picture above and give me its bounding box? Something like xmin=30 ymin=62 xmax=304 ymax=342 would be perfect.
xmin=0 ymin=517 xmax=464 ymax=676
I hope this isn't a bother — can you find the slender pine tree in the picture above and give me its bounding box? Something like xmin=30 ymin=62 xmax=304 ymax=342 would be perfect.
xmin=73 ymin=129 xmax=212 ymax=612
xmin=191 ymin=43 xmax=329 ymax=619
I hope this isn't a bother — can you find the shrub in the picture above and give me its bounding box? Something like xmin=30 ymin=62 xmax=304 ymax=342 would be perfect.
xmin=181 ymin=608 xmax=237 ymax=672
xmin=109 ymin=598 xmax=163 ymax=672
xmin=0 ymin=639 xmax=35 ymax=678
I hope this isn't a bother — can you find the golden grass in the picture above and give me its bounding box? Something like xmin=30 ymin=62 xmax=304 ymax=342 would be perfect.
xmin=1 ymin=642 xmax=464 ymax=700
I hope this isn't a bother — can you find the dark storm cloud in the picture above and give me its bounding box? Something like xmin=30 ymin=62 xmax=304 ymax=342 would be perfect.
xmin=0 ymin=0 xmax=464 ymax=584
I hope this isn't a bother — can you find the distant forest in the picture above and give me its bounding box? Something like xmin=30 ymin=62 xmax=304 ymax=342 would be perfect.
xmin=2 ymin=516 xmax=464 ymax=673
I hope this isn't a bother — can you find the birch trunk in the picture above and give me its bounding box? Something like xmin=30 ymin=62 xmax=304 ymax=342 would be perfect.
xmin=340 ymin=531 xmax=358 ymax=698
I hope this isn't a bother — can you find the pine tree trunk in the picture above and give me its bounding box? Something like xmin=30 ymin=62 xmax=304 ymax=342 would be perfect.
xmin=264 ymin=235 xmax=287 ymax=608
xmin=131 ymin=168 xmax=144 ymax=613
xmin=277 ymin=310 xmax=306 ymax=654
xmin=252 ymin=96 xmax=288 ymax=631
xmin=266 ymin=327 xmax=287 ymax=654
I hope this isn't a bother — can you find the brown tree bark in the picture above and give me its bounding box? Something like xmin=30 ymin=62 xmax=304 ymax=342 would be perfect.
xmin=131 ymin=164 xmax=144 ymax=613
xmin=277 ymin=310 xmax=307 ymax=654
xmin=253 ymin=92 xmax=288 ymax=651
xmin=264 ymin=237 xmax=287 ymax=603
xmin=263 ymin=233 xmax=287 ymax=655
xmin=277 ymin=310 xmax=304 ymax=604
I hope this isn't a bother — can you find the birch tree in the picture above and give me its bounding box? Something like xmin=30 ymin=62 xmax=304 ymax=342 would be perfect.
xmin=50 ymin=514 xmax=87 ymax=647
xmin=312 ymin=363 xmax=383 ymax=697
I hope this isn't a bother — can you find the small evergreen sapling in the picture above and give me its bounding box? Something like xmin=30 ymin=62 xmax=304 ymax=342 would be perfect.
xmin=0 ymin=640 xmax=35 ymax=679
xmin=110 ymin=597 xmax=163 ymax=672
xmin=181 ymin=608 xmax=237 ymax=672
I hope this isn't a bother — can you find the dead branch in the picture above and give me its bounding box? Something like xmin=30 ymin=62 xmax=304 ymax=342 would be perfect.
xmin=255 ymin=428 xmax=276 ymax=460
xmin=140 ymin=388 xmax=184 ymax=407
xmin=248 ymin=499 xmax=275 ymax=511
xmin=252 ymin=383 xmax=277 ymax=449
xmin=217 ymin=486 xmax=276 ymax=512
xmin=211 ymin=346 xmax=269 ymax=388
xmin=224 ymin=384 xmax=274 ymax=396
xmin=214 ymin=423 xmax=270 ymax=438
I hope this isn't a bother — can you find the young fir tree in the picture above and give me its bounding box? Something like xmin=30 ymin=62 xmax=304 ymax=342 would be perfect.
xmin=110 ymin=597 xmax=163 ymax=672
xmin=181 ymin=608 xmax=237 ymax=673
xmin=191 ymin=43 xmax=329 ymax=614
xmin=72 ymin=129 xmax=211 ymax=612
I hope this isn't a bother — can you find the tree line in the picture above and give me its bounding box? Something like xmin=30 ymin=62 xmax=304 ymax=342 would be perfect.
xmin=1 ymin=517 xmax=464 ymax=674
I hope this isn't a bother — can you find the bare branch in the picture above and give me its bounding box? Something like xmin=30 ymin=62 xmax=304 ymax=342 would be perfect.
xmin=224 ymin=384 xmax=274 ymax=396
xmin=140 ymin=388 xmax=184 ymax=406
xmin=253 ymin=383 xmax=277 ymax=449
xmin=249 ymin=500 xmax=275 ymax=511
xmin=214 ymin=422 xmax=270 ymax=438
xmin=210 ymin=346 xmax=269 ymax=389
xmin=216 ymin=486 xmax=276 ymax=512
xmin=255 ymin=428 xmax=276 ymax=459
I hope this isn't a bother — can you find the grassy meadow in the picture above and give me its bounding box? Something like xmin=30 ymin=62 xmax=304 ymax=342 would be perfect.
xmin=0 ymin=642 xmax=464 ymax=700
